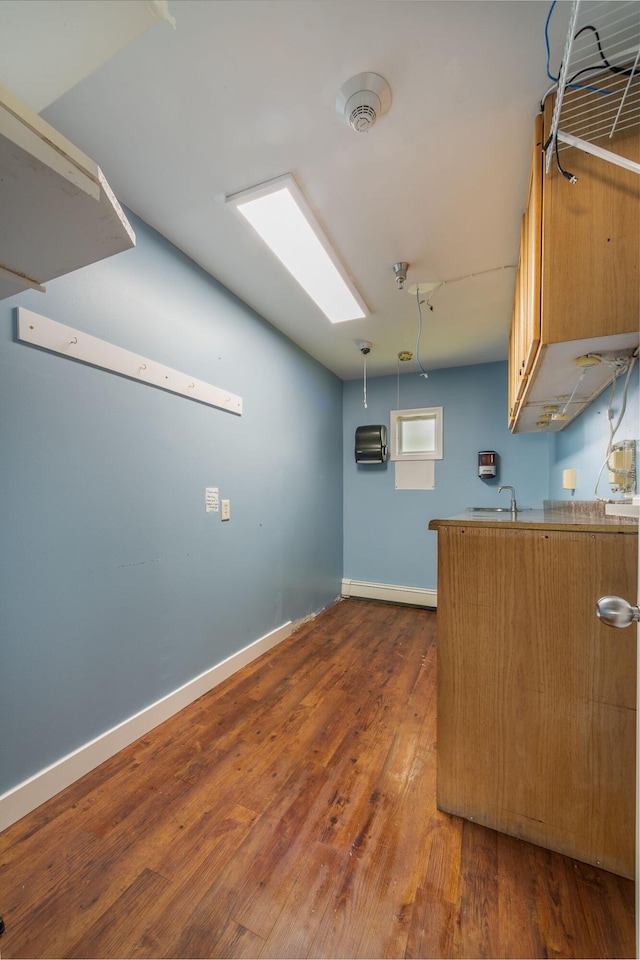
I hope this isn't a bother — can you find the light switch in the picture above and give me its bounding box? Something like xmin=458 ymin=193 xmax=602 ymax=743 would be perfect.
xmin=221 ymin=499 xmax=230 ymax=521
xmin=562 ymin=469 xmax=576 ymax=490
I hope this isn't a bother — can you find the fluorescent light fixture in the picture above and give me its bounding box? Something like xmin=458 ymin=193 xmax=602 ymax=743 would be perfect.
xmin=226 ymin=174 xmax=367 ymax=323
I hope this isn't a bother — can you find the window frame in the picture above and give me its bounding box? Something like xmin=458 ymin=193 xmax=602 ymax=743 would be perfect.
xmin=389 ymin=406 xmax=443 ymax=461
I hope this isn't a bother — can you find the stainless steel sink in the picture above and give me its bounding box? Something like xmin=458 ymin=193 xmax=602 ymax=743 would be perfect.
xmin=467 ymin=507 xmax=510 ymax=512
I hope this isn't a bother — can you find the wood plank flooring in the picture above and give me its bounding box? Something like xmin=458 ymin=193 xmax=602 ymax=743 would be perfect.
xmin=0 ymin=599 xmax=634 ymax=959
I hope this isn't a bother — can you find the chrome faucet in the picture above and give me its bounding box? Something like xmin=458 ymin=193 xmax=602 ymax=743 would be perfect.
xmin=498 ymin=485 xmax=518 ymax=515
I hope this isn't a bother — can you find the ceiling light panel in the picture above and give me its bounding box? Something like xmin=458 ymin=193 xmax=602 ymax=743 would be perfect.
xmin=227 ymin=174 xmax=367 ymax=324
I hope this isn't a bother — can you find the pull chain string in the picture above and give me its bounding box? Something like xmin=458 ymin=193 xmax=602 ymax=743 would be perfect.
xmin=363 ymin=353 xmax=367 ymax=408
xmin=397 ymin=356 xmax=400 ymax=408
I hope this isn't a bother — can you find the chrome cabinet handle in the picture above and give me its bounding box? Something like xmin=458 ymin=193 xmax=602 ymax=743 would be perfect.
xmin=596 ymin=596 xmax=640 ymax=628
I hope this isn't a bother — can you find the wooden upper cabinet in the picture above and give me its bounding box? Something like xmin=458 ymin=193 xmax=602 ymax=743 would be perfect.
xmin=508 ymin=116 xmax=543 ymax=429
xmin=541 ymin=97 xmax=640 ymax=343
xmin=522 ymin=117 xmax=542 ymax=360
xmin=508 ymin=100 xmax=639 ymax=433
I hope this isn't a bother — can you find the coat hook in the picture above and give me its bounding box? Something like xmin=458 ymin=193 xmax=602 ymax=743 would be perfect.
xmin=140 ymin=363 xmax=147 ymax=371
xmin=70 ymin=337 xmax=78 ymax=344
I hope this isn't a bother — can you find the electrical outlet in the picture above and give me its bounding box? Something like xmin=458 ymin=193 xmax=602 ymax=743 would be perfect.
xmin=221 ymin=499 xmax=230 ymax=521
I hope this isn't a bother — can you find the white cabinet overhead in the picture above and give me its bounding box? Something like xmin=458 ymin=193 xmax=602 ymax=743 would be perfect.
xmin=0 ymin=83 xmax=135 ymax=300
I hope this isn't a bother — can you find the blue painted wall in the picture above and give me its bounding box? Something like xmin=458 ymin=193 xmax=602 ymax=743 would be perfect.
xmin=343 ymin=361 xmax=552 ymax=591
xmin=0 ymin=214 xmax=343 ymax=795
xmin=548 ymin=365 xmax=639 ymax=501
xmin=2 ymin=204 xmax=635 ymax=803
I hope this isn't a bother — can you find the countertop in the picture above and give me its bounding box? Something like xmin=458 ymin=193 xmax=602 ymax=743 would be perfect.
xmin=428 ymin=501 xmax=638 ymax=534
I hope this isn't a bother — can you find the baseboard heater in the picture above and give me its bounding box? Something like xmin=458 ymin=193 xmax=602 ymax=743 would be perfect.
xmin=341 ymin=579 xmax=437 ymax=609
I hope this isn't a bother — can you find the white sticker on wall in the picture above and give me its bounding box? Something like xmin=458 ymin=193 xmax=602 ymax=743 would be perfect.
xmin=394 ymin=460 xmax=435 ymax=490
xmin=205 ymin=487 xmax=219 ymax=512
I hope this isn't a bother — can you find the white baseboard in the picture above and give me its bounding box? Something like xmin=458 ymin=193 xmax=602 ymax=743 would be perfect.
xmin=0 ymin=620 xmax=293 ymax=834
xmin=341 ymin=579 xmax=437 ymax=609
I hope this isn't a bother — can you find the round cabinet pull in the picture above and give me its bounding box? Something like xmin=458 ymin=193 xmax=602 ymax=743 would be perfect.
xmin=596 ymin=596 xmax=640 ymax=629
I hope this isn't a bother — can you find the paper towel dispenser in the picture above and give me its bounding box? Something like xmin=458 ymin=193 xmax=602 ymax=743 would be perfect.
xmin=355 ymin=425 xmax=388 ymax=464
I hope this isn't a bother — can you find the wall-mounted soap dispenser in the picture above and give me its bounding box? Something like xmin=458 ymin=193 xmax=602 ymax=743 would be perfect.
xmin=355 ymin=425 xmax=388 ymax=464
xmin=478 ymin=450 xmax=497 ymax=479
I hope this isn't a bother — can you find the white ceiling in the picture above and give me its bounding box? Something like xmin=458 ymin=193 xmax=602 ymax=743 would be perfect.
xmin=0 ymin=0 xmax=571 ymax=380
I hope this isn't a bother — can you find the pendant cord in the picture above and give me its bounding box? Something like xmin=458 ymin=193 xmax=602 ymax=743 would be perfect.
xmin=363 ymin=354 xmax=367 ymax=408
xmin=415 ymin=289 xmax=429 ymax=378
xmin=560 ymin=369 xmax=586 ymax=414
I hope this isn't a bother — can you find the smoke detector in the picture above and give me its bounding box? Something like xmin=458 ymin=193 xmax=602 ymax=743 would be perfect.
xmin=336 ymin=73 xmax=392 ymax=133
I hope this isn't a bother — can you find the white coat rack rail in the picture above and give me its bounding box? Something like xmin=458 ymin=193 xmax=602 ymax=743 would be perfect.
xmin=546 ymin=0 xmax=640 ymax=176
xmin=17 ymin=308 xmax=243 ymax=416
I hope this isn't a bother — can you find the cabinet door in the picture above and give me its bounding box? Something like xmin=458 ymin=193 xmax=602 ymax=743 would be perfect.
xmin=507 ymin=235 xmax=523 ymax=428
xmin=520 ymin=114 xmax=542 ymax=378
xmin=541 ymin=98 xmax=640 ymax=343
xmin=509 ymin=114 xmax=543 ymax=429
xmin=436 ymin=525 xmax=637 ymax=878
xmin=507 ymin=311 xmax=518 ymax=429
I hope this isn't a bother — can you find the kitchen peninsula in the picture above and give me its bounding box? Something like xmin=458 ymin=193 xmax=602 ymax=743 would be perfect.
xmin=429 ymin=503 xmax=637 ymax=878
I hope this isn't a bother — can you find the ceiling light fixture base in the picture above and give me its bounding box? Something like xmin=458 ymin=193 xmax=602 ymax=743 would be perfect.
xmin=393 ymin=261 xmax=409 ymax=290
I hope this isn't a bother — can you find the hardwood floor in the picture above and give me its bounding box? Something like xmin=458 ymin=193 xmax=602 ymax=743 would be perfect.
xmin=0 ymin=599 xmax=634 ymax=959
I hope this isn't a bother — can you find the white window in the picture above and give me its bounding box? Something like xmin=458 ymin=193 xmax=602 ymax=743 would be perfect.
xmin=390 ymin=407 xmax=443 ymax=461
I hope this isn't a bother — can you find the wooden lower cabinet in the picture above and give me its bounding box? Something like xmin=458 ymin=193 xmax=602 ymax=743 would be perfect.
xmin=435 ymin=523 xmax=637 ymax=878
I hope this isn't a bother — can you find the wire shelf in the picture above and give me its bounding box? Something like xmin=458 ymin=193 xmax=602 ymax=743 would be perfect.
xmin=546 ymin=0 xmax=640 ymax=175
